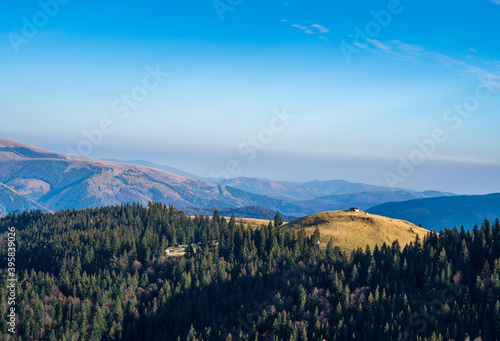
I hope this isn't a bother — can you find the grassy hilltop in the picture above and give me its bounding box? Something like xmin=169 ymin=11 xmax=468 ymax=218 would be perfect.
xmin=286 ymin=209 xmax=429 ymax=250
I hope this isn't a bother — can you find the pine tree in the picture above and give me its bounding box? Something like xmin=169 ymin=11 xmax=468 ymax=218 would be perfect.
xmin=274 ymin=212 xmax=283 ymax=227
xmin=494 ymin=300 xmax=500 ymax=337
xmin=311 ymin=227 xmax=321 ymax=245
xmin=229 ymin=214 xmax=237 ymax=229
xmin=140 ymin=272 xmax=149 ymax=288
xmin=48 ymin=330 xmax=57 ymax=341
xmin=297 ymin=285 xmax=306 ymax=315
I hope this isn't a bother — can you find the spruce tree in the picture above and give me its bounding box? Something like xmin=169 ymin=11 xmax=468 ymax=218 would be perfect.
xmin=274 ymin=212 xmax=283 ymax=227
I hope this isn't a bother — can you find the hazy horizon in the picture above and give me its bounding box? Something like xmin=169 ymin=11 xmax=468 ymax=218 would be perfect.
xmin=2 ymin=136 xmax=498 ymax=196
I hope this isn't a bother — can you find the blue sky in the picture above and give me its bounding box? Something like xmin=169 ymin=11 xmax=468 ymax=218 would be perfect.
xmin=1 ymin=0 xmax=500 ymax=194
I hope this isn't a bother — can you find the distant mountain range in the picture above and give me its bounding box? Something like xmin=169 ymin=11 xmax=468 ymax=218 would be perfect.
xmin=110 ymin=160 xmax=456 ymax=203
xmin=105 ymin=159 xmax=205 ymax=181
xmin=0 ymin=139 xmax=290 ymax=216
xmin=110 ymin=160 xmax=455 ymax=210
xmin=0 ymin=139 xmax=468 ymax=223
xmin=369 ymin=193 xmax=500 ymax=230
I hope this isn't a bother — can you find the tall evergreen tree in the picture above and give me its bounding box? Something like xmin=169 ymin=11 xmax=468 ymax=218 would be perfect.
xmin=274 ymin=212 xmax=283 ymax=227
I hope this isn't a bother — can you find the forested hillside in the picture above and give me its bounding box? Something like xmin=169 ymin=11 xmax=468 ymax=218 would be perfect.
xmin=1 ymin=203 xmax=499 ymax=340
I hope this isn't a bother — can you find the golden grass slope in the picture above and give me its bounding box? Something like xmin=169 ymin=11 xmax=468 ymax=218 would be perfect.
xmin=285 ymin=210 xmax=429 ymax=251
xmin=189 ymin=216 xmax=277 ymax=229
xmin=225 ymin=217 xmax=276 ymax=229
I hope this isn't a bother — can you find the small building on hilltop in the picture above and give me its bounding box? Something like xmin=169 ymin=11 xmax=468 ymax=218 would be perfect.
xmin=349 ymin=207 xmax=360 ymax=212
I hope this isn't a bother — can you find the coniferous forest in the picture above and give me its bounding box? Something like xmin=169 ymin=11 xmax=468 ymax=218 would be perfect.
xmin=1 ymin=203 xmax=500 ymax=341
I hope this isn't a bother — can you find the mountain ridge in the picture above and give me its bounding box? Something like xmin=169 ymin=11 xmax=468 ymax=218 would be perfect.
xmin=0 ymin=139 xmax=462 ymax=219
xmin=368 ymin=193 xmax=500 ymax=230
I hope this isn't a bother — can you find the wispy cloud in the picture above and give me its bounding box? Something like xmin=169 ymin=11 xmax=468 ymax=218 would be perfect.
xmin=432 ymin=54 xmax=500 ymax=89
xmin=292 ymin=24 xmax=314 ymax=34
xmin=355 ymin=38 xmax=500 ymax=89
xmin=291 ymin=23 xmax=331 ymax=40
xmin=492 ymin=0 xmax=500 ymax=4
xmin=311 ymin=24 xmax=330 ymax=33
xmin=430 ymin=154 xmax=500 ymax=166
xmin=366 ymin=39 xmax=390 ymax=51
